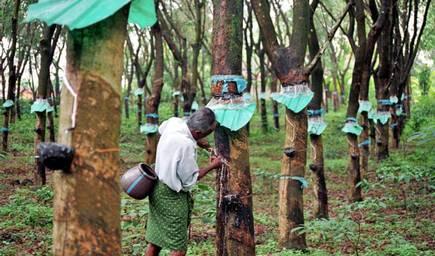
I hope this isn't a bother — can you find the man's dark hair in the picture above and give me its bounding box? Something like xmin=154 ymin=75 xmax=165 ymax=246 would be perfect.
xmin=186 ymin=108 xmax=216 ymax=133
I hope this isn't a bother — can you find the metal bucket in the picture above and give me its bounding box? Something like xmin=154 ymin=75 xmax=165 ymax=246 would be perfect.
xmin=121 ymin=163 xmax=157 ymax=200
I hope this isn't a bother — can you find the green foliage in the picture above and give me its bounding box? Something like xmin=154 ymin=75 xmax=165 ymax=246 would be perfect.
xmin=0 ymin=187 xmax=53 ymax=228
xmin=404 ymin=95 xmax=435 ymax=133
xmin=417 ymin=66 xmax=432 ymax=96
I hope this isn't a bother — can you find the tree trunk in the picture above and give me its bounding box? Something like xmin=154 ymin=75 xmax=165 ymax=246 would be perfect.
xmin=34 ymin=25 xmax=54 ymax=185
xmin=145 ymin=21 xmax=164 ymax=165
xmin=374 ymin=0 xmax=393 ymax=161
xmin=307 ymin=0 xmax=328 ymax=219
xmin=270 ymin=77 xmax=279 ymax=129
xmin=212 ymin=1 xmax=255 ymax=255
xmin=15 ymin=75 xmax=22 ymax=120
xmin=258 ymin=44 xmax=268 ymax=133
xmin=252 ymin=0 xmax=310 ymax=249
xmin=2 ymin=0 xmax=20 ymax=151
xmin=47 ymin=81 xmax=56 ymax=142
xmin=53 ymin=7 xmax=128 ymax=255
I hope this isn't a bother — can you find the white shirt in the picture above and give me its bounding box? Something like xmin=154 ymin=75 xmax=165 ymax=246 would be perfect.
xmin=155 ymin=117 xmax=199 ymax=192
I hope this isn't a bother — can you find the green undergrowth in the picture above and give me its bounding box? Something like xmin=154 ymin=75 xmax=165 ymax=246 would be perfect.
xmin=0 ymin=95 xmax=434 ymax=255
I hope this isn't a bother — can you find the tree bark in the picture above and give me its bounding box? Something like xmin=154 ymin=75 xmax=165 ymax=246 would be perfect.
xmin=270 ymin=77 xmax=279 ymax=129
xmin=252 ymin=0 xmax=310 ymax=249
xmin=257 ymin=39 xmax=268 ymax=133
xmin=53 ymin=7 xmax=128 ymax=255
xmin=212 ymin=1 xmax=255 ymax=255
xmin=374 ymin=0 xmax=394 ymax=161
xmin=34 ymin=25 xmax=54 ymax=185
xmin=2 ymin=0 xmax=20 ymax=151
xmin=144 ymin=21 xmax=164 ymax=165
xmin=307 ymin=0 xmax=328 ymax=219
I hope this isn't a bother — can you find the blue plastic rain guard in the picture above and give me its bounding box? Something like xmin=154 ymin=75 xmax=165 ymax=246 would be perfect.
xmin=396 ymin=104 xmax=403 ymax=116
xmin=2 ymin=100 xmax=14 ymax=108
xmin=134 ymin=88 xmax=144 ymax=96
xmin=145 ymin=113 xmax=159 ymax=119
xmin=243 ymin=93 xmax=252 ymax=101
xmin=271 ymin=83 xmax=314 ymax=113
xmin=280 ymin=176 xmax=309 ymax=189
xmin=206 ymin=97 xmax=256 ymax=131
xmin=140 ymin=123 xmax=158 ymax=134
xmin=30 ymin=99 xmax=50 ymax=113
xmin=368 ymin=109 xmax=377 ymax=121
xmin=26 ymin=0 xmax=157 ymax=30
xmin=308 ymin=116 xmax=327 ymax=135
xmin=358 ymin=100 xmax=372 ymax=113
xmin=341 ymin=117 xmax=363 ymax=136
xmin=378 ymin=99 xmax=392 ymax=106
xmin=358 ymin=139 xmax=370 ymax=147
xmin=211 ymin=75 xmax=247 ymax=94
xmin=191 ymin=101 xmax=199 ymax=111
xmin=376 ymin=111 xmax=390 ymax=125
xmin=259 ymin=92 xmax=267 ymax=99
xmin=307 ymin=108 xmax=324 ymax=117
xmin=389 ymin=95 xmax=399 ymax=104
xmin=46 ymin=105 xmax=54 ymax=113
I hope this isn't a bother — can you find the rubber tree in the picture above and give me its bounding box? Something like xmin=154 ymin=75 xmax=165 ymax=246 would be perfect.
xmin=256 ymin=37 xmax=268 ymax=133
xmin=307 ymin=0 xmax=328 ymax=219
xmin=391 ymin=0 xmax=431 ymax=146
xmin=212 ymin=0 xmax=255 ymax=255
xmin=252 ymin=0 xmax=310 ymax=249
xmin=2 ymin=0 xmax=20 ymax=151
xmin=34 ymin=24 xmax=61 ymax=185
xmin=253 ymin=0 xmax=350 ymax=247
xmin=243 ymin=0 xmax=255 ymax=134
xmin=343 ymin=0 xmax=388 ymax=202
xmin=374 ymin=0 xmax=394 ymax=161
xmin=53 ymin=7 xmax=128 ymax=255
xmin=130 ymin=29 xmax=154 ymax=127
xmin=144 ymin=16 xmax=164 ymax=165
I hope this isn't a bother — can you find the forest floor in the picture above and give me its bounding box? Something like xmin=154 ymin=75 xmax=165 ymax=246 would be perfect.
xmin=0 ymin=97 xmax=434 ymax=255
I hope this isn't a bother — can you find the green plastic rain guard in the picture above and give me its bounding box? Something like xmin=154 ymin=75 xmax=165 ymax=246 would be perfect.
xmin=26 ymin=0 xmax=157 ymax=30
xmin=368 ymin=109 xmax=377 ymax=121
xmin=31 ymin=99 xmax=50 ymax=113
xmin=308 ymin=117 xmax=327 ymax=135
xmin=140 ymin=123 xmax=158 ymax=134
xmin=259 ymin=92 xmax=267 ymax=100
xmin=2 ymin=100 xmax=14 ymax=108
xmin=280 ymin=176 xmax=309 ymax=189
xmin=358 ymin=100 xmax=372 ymax=113
xmin=46 ymin=105 xmax=54 ymax=113
xmin=134 ymin=88 xmax=144 ymax=96
xmin=396 ymin=105 xmax=403 ymax=116
xmin=389 ymin=95 xmax=399 ymax=104
xmin=376 ymin=111 xmax=390 ymax=125
xmin=191 ymin=101 xmax=199 ymax=111
xmin=271 ymin=83 xmax=314 ymax=113
xmin=243 ymin=93 xmax=252 ymax=101
xmin=206 ymin=97 xmax=256 ymax=131
xmin=341 ymin=117 xmax=363 ymax=136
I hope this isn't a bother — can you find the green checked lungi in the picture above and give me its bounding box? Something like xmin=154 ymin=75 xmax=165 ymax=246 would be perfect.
xmin=146 ymin=181 xmax=194 ymax=251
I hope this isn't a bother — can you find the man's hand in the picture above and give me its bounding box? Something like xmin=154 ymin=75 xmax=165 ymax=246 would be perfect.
xmin=210 ymin=155 xmax=223 ymax=169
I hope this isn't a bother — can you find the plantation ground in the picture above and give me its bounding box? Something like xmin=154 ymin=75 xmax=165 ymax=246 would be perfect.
xmin=1 ymin=97 xmax=434 ymax=255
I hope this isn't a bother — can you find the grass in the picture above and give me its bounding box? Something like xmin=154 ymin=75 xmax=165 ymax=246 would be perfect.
xmin=0 ymin=95 xmax=434 ymax=255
